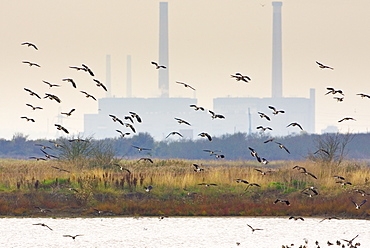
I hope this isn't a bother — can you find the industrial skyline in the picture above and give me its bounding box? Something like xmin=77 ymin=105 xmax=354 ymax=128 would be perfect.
xmin=1 ymin=0 xmax=370 ymax=139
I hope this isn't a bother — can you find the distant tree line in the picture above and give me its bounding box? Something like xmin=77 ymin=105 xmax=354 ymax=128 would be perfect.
xmin=1 ymin=131 xmax=369 ymax=163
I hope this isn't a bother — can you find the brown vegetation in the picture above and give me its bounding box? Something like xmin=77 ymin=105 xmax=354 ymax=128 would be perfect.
xmin=0 ymin=159 xmax=369 ymax=218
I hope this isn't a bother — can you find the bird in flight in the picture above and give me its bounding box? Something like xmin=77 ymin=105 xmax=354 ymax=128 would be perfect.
xmin=338 ymin=117 xmax=356 ymax=122
xmin=24 ymin=88 xmax=41 ymax=99
xmin=166 ymin=131 xmax=183 ymax=138
xmin=114 ymin=164 xmax=131 ymax=173
xmin=198 ymin=132 xmax=212 ymax=141
xmin=193 ymin=163 xmax=204 ymax=172
xmin=80 ymin=91 xmax=97 ymax=101
xmin=33 ymin=223 xmax=52 ymax=230
xmin=325 ymin=87 xmax=344 ymax=96
xmin=275 ymin=142 xmax=290 ymax=154
xmin=351 ymin=199 xmax=367 ymax=209
xmin=21 ymin=116 xmax=35 ymax=122
xmin=289 ymin=216 xmax=304 ymax=221
xmin=69 ymin=66 xmax=87 ymax=72
xmin=301 ymin=186 xmax=319 ymax=197
xmin=246 ymin=224 xmax=263 ymax=233
xmin=245 ymin=183 xmax=261 ymax=191
xmin=51 ymin=166 xmax=70 ymax=173
xmin=176 ymin=81 xmax=195 ymax=90
xmin=316 ymin=61 xmax=334 ymax=70
xmin=139 ymin=157 xmax=154 ymax=163
xmin=198 ymin=183 xmax=217 ymax=187
xmin=209 ymin=110 xmax=225 ymax=119
xmin=287 ymin=122 xmax=303 ymax=130
xmin=268 ymin=106 xmax=285 ymax=115
xmin=109 ymin=114 xmax=124 ymax=125
xmin=231 ymin=73 xmax=251 ymax=83
xmin=116 ymin=130 xmax=130 ymax=138
xmin=93 ymin=79 xmax=108 ymax=91
xmin=132 ymin=145 xmax=151 ymax=152
xmin=174 ymin=118 xmax=191 ymax=126
xmin=273 ymin=199 xmax=291 ymax=206
xmin=334 ymin=97 xmax=344 ymax=102
xmin=22 ymin=61 xmax=40 ymax=67
xmin=44 ymin=93 xmax=61 ymax=103
xmin=129 ymin=112 xmax=142 ymax=123
xmin=26 ymin=104 xmax=43 ymax=110
xmin=62 ymin=78 xmax=77 ymax=88
xmin=55 ymin=124 xmax=69 ymax=134
xmin=43 ymin=80 xmax=60 ymax=88
xmin=190 ymin=104 xmax=205 ymax=111
xmin=21 ymin=42 xmax=38 ymax=50
xmin=256 ymin=126 xmax=272 ymax=132
xmin=82 ymin=64 xmax=95 ymax=76
xmin=235 ymin=179 xmax=249 ymax=184
xmin=63 ymin=235 xmax=83 ymax=240
xmin=258 ymin=112 xmax=270 ymax=121
xmin=254 ymin=168 xmax=273 ymax=175
xmin=151 ymin=61 xmax=166 ymax=69
xmin=144 ymin=185 xmax=153 ymax=192
xmin=357 ymin=93 xmax=370 ymax=99
xmin=61 ymin=109 xmax=75 ymax=117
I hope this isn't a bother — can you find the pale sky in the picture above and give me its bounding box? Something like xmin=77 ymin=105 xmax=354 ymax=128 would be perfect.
xmin=1 ymin=0 xmax=370 ymax=140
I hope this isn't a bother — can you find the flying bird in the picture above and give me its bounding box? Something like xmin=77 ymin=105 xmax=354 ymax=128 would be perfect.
xmin=190 ymin=104 xmax=205 ymax=111
xmin=174 ymin=117 xmax=191 ymax=126
xmin=139 ymin=157 xmax=154 ymax=163
xmin=129 ymin=112 xmax=142 ymax=123
xmin=235 ymin=179 xmax=249 ymax=184
xmin=287 ymin=122 xmax=303 ymax=130
xmin=334 ymin=97 xmax=344 ymax=102
xmin=21 ymin=42 xmax=38 ymax=50
xmin=132 ymin=145 xmax=151 ymax=152
xmin=21 ymin=116 xmax=35 ymax=122
xmin=198 ymin=183 xmax=217 ymax=187
xmin=26 ymin=104 xmax=43 ymax=110
xmin=248 ymin=147 xmax=258 ymax=158
xmin=124 ymin=123 xmax=136 ymax=133
xmin=151 ymin=61 xmax=166 ymax=69
xmin=319 ymin=217 xmax=340 ymax=223
xmin=254 ymin=168 xmax=273 ymax=175
xmin=22 ymin=61 xmax=40 ymax=67
xmin=338 ymin=117 xmax=356 ymax=122
xmin=203 ymin=149 xmax=221 ymax=155
xmin=63 ymin=235 xmax=83 ymax=240
xmin=289 ymin=216 xmax=304 ymax=221
xmin=144 ymin=185 xmax=153 ymax=192
xmin=33 ymin=223 xmax=52 ymax=230
xmin=176 ymin=81 xmax=195 ymax=90
xmin=166 ymin=131 xmax=183 ymax=138
xmin=268 ymin=106 xmax=285 ymax=115
xmin=44 ymin=93 xmax=61 ymax=103
xmin=301 ymin=170 xmax=317 ymax=179
xmin=93 ymin=79 xmax=108 ymax=91
xmin=80 ymin=91 xmax=97 ymax=101
xmin=316 ymin=61 xmax=334 ymax=70
xmin=114 ymin=164 xmax=131 ymax=173
xmin=51 ymin=166 xmax=70 ymax=173
xmin=198 ymin=132 xmax=212 ymax=141
xmin=263 ymin=138 xmax=275 ymax=143
xmin=109 ymin=114 xmax=124 ymax=125
xmin=43 ymin=80 xmax=60 ymax=88
xmin=35 ymin=144 xmax=52 ymax=150
xmin=116 ymin=130 xmax=130 ymax=138
xmin=231 ymin=73 xmax=251 ymax=83
xmin=61 ymin=109 xmax=75 ymax=117
xmin=314 ymin=149 xmax=329 ymax=155
xmin=82 ymin=64 xmax=94 ymax=76
xmin=41 ymin=149 xmax=59 ymax=159
xmin=246 ymin=224 xmax=263 ymax=233
xmin=62 ymin=78 xmax=77 ymax=88
xmin=209 ymin=110 xmax=225 ymax=119
xmin=245 ymin=183 xmax=261 ymax=191
xmin=273 ymin=199 xmax=291 ymax=206
xmin=301 ymin=187 xmax=319 ymax=197
xmin=24 ymin=88 xmax=41 ymax=99
xmin=256 ymin=126 xmax=272 ymax=132
xmin=193 ymin=164 xmax=204 ymax=172
xmin=275 ymin=142 xmax=290 ymax=154
xmin=258 ymin=112 xmax=270 ymax=121
xmin=357 ymin=93 xmax=370 ymax=99
xmin=69 ymin=66 xmax=87 ymax=72
xmin=325 ymin=87 xmax=344 ymax=96
xmin=54 ymin=124 xmax=69 ymax=134
xmin=351 ymin=199 xmax=367 ymax=209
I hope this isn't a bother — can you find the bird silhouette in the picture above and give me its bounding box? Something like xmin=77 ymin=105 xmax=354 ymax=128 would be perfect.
xmin=256 ymin=126 xmax=272 ymax=132
xmin=124 ymin=123 xmax=136 ymax=133
xmin=209 ymin=110 xmax=225 ymax=119
xmin=166 ymin=131 xmax=183 ymax=138
xmin=338 ymin=117 xmax=356 ymax=122
xmin=351 ymin=199 xmax=367 ymax=209
xmin=22 ymin=61 xmax=40 ymax=67
xmin=287 ymin=122 xmax=303 ymax=130
xmin=198 ymin=132 xmax=212 ymax=141
xmin=81 ymin=64 xmax=94 ymax=76
xmin=116 ymin=130 xmax=130 ymax=138
xmin=289 ymin=216 xmax=304 ymax=221
xmin=325 ymin=87 xmax=344 ymax=96
xmin=62 ymin=78 xmax=77 ymax=88
xmin=93 ymin=79 xmax=108 ymax=91
xmin=176 ymin=81 xmax=195 ymax=90
xmin=33 ymin=223 xmax=52 ymax=230
xmin=139 ymin=157 xmax=154 ymax=163
xmin=109 ymin=114 xmax=124 ymax=125
xmin=273 ymin=199 xmax=290 ymax=206
xmin=44 ymin=93 xmax=61 ymax=103
xmin=245 ymin=183 xmax=261 ymax=191
xmin=235 ymin=179 xmax=249 ymax=184
xmin=21 ymin=42 xmax=38 ymax=50
xmin=132 ymin=145 xmax=151 ymax=152
xmin=174 ymin=118 xmax=191 ymax=126
xmin=258 ymin=112 xmax=270 ymax=121
xmin=61 ymin=109 xmax=75 ymax=117
xmin=357 ymin=93 xmax=370 ymax=99
xmin=43 ymin=80 xmax=60 ymax=88
xmin=151 ymin=61 xmax=166 ymax=69
xmin=24 ymin=88 xmax=41 ymax=99
xmin=114 ymin=164 xmax=131 ymax=173
xmin=254 ymin=168 xmax=273 ymax=175
xmin=80 ymin=91 xmax=97 ymax=100
xmin=198 ymin=183 xmax=217 ymax=187
xmin=246 ymin=224 xmax=263 ymax=233
xmin=54 ymin=124 xmax=69 ymax=134
xmin=69 ymin=66 xmax=87 ymax=72
xmin=268 ymin=105 xmax=285 ymax=115
xmin=316 ymin=61 xmax=334 ymax=70
xmin=21 ymin=116 xmax=35 ymax=122
xmin=231 ymin=73 xmax=251 ymax=83
xmin=41 ymin=149 xmax=59 ymax=159
xmin=193 ymin=163 xmax=204 ymax=172
xmin=190 ymin=104 xmax=205 ymax=111
xmin=334 ymin=97 xmax=344 ymax=102
xmin=51 ymin=166 xmax=70 ymax=173
xmin=63 ymin=235 xmax=83 ymax=240
xmin=129 ymin=112 xmax=142 ymax=123
xmin=275 ymin=142 xmax=290 ymax=154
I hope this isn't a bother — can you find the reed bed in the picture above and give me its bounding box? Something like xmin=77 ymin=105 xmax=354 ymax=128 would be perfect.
xmin=0 ymin=158 xmax=369 ymax=217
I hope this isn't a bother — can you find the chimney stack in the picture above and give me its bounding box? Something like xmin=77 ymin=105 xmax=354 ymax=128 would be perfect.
xmin=126 ymin=55 xmax=132 ymax=98
xmin=106 ymin=54 xmax=112 ymax=98
xmin=272 ymin=2 xmax=283 ymax=98
xmin=158 ymin=2 xmax=169 ymax=98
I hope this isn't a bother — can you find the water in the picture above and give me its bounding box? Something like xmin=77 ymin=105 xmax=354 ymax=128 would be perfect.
xmin=1 ymin=217 xmax=369 ymax=247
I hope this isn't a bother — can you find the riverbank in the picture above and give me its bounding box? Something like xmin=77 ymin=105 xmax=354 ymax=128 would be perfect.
xmin=0 ymin=159 xmax=369 ymax=218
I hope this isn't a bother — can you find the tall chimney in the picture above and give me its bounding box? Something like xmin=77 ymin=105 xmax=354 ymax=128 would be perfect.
xmin=106 ymin=54 xmax=112 ymax=98
xmin=272 ymin=2 xmax=283 ymax=98
xmin=126 ymin=55 xmax=132 ymax=98
xmin=159 ymin=2 xmax=169 ymax=98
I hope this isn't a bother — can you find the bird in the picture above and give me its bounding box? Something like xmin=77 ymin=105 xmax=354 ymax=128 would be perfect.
xmin=33 ymin=223 xmax=52 ymax=230
xmin=213 ymin=153 xmax=225 ymax=159
xmin=193 ymin=164 xmax=204 ymax=172
xmin=273 ymin=199 xmax=291 ymax=206
xmin=61 ymin=109 xmax=75 ymax=117
xmin=258 ymin=112 xmax=270 ymax=121
xmin=319 ymin=217 xmax=340 ymax=223
xmin=139 ymin=157 xmax=154 ymax=163
xmin=129 ymin=112 xmax=142 ymax=123
xmin=41 ymin=149 xmax=59 ymax=159
xmin=21 ymin=42 xmax=38 ymax=50
xmin=24 ymin=88 xmax=41 ymax=99
xmin=93 ymin=79 xmax=108 ymax=91
xmin=69 ymin=66 xmax=87 ymax=72
xmin=246 ymin=224 xmax=263 ymax=233
xmin=44 ymin=93 xmax=61 ymax=103
xmin=256 ymin=126 xmax=272 ymax=132
xmin=132 ymin=145 xmax=151 ymax=152
xmin=42 ymin=80 xmax=60 ymax=88
xmin=144 ymin=185 xmax=153 ymax=192
xmin=203 ymin=149 xmax=221 ymax=155
xmin=116 ymin=130 xmax=130 ymax=138
xmin=80 ymin=91 xmax=97 ymax=101
xmin=190 ymin=104 xmax=205 ymax=111
xmin=354 ymin=189 xmax=370 ymax=196
xmin=316 ymin=61 xmax=334 ymax=70
xmin=34 ymin=144 xmax=52 ymax=150
xmin=124 ymin=115 xmax=134 ymax=123
xmin=268 ymin=106 xmax=285 ymax=115
xmin=151 ymin=61 xmax=166 ymax=69
xmin=338 ymin=117 xmax=356 ymax=122
xmin=301 ymin=170 xmax=317 ymax=179
xmin=289 ymin=216 xmax=304 ymax=221
xmin=49 ymin=140 xmax=64 ymax=148
xmin=287 ymin=122 xmax=303 ymax=130
xmin=69 ymin=188 xmax=79 ymax=193
xmin=357 ymin=93 xmax=370 ymax=99
xmin=174 ymin=118 xmax=191 ymax=126
xmin=351 ymin=199 xmax=367 ymax=209
xmin=231 ymin=73 xmax=251 ymax=83
xmin=51 ymin=166 xmax=70 ymax=173
xmin=114 ymin=164 xmax=131 ymax=173
xmin=209 ymin=110 xmax=225 ymax=119
xmin=292 ymin=165 xmax=307 ymax=172
xmin=198 ymin=132 xmax=212 ymax=141
xmin=62 ymin=78 xmax=77 ymax=88
xmin=248 ymin=147 xmax=258 ymax=158
xmin=54 ymin=124 xmax=69 ymax=134
xmin=109 ymin=114 xmax=124 ymax=125
xmin=260 ymin=157 xmax=269 ymax=165
xmin=275 ymin=142 xmax=290 ymax=154
xmin=159 ymin=215 xmax=169 ymax=220
xmin=263 ymin=138 xmax=275 ymax=143
xmin=342 ymin=234 xmax=359 ymax=246
xmin=81 ymin=64 xmax=94 ymax=76
xmin=124 ymin=123 xmax=136 ymax=133
xmin=21 ymin=116 xmax=35 ymax=122
xmin=176 ymin=81 xmax=195 ymax=90
xmin=198 ymin=183 xmax=217 ymax=187
xmin=245 ymin=183 xmax=261 ymax=191
xmin=35 ymin=206 xmax=51 ymax=213
xmin=166 ymin=131 xmax=183 ymax=138
xmin=69 ymin=138 xmax=88 ymax=142
xmin=63 ymin=235 xmax=83 ymax=240
xmin=325 ymin=87 xmax=344 ymax=96
xmin=314 ymin=149 xmax=329 ymax=155
xmin=22 ymin=61 xmax=40 ymax=67
xmin=235 ymin=179 xmax=249 ymax=184
xmin=29 ymin=157 xmax=46 ymax=161
xmin=336 ymin=181 xmax=352 ymax=186
xmin=254 ymin=168 xmax=273 ymax=175
xmin=333 ymin=175 xmax=345 ymax=180
xmin=301 ymin=187 xmax=319 ymax=197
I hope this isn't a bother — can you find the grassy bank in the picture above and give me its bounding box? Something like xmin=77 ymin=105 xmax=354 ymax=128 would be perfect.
xmin=0 ymin=159 xmax=369 ymax=218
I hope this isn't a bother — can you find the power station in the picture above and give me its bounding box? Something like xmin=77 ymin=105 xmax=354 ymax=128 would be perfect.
xmin=83 ymin=1 xmax=315 ymax=140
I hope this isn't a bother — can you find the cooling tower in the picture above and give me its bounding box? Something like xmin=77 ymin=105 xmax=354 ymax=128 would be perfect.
xmin=272 ymin=2 xmax=283 ymax=98
xmin=158 ymin=2 xmax=169 ymax=98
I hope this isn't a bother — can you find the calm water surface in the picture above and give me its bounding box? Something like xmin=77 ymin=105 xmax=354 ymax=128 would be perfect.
xmin=1 ymin=217 xmax=369 ymax=248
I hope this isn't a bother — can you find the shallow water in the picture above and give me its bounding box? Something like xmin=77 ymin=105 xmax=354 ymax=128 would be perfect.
xmin=1 ymin=217 xmax=369 ymax=247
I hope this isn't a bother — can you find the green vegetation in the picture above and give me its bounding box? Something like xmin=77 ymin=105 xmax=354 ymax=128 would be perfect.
xmin=0 ymin=158 xmax=369 ymax=218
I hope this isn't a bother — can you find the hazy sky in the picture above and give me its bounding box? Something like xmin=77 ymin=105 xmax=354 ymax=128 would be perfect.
xmin=1 ymin=0 xmax=370 ymax=140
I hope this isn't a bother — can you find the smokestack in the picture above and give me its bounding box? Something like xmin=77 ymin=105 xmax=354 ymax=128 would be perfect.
xmin=272 ymin=2 xmax=283 ymax=98
xmin=159 ymin=2 xmax=169 ymax=98
xmin=106 ymin=54 xmax=112 ymax=98
xmin=126 ymin=55 xmax=132 ymax=98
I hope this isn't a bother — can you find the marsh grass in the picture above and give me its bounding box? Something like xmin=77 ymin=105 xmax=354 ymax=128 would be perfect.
xmin=0 ymin=158 xmax=369 ymax=217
